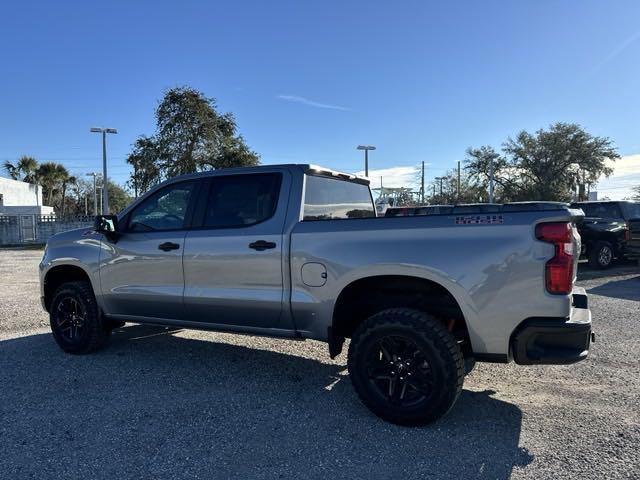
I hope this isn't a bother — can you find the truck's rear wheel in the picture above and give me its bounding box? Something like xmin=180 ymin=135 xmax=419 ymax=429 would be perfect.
xmin=588 ymin=241 xmax=614 ymax=269
xmin=347 ymin=308 xmax=464 ymax=426
xmin=49 ymin=281 xmax=109 ymax=354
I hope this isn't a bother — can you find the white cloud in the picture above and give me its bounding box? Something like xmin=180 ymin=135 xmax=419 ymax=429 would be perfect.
xmin=277 ymin=94 xmax=350 ymax=111
xmin=596 ymin=153 xmax=640 ymax=200
xmin=354 ymin=166 xmax=419 ymax=189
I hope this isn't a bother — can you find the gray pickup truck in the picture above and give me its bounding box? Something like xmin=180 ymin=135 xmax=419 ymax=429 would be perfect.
xmin=40 ymin=164 xmax=593 ymax=425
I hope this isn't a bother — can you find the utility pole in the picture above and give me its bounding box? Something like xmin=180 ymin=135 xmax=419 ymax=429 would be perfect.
xmin=436 ymin=176 xmax=445 ymax=196
xmin=86 ymin=173 xmax=98 ymax=215
xmin=421 ymin=161 xmax=425 ymax=204
xmin=489 ymin=156 xmax=495 ymax=203
xmin=97 ymin=187 xmax=103 ymax=215
xmin=457 ymin=161 xmax=461 ymax=202
xmin=91 ymin=127 xmax=118 ymax=214
xmin=84 ymin=195 xmax=88 ymax=215
xmin=357 ymin=145 xmax=376 ymax=177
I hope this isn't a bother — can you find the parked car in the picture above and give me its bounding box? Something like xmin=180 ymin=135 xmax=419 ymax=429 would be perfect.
xmin=40 ymin=164 xmax=592 ymax=425
xmin=570 ymin=201 xmax=640 ymax=268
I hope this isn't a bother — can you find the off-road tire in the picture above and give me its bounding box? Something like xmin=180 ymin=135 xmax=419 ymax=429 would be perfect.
xmin=50 ymin=281 xmax=109 ymax=354
xmin=588 ymin=241 xmax=614 ymax=269
xmin=347 ymin=308 xmax=464 ymax=426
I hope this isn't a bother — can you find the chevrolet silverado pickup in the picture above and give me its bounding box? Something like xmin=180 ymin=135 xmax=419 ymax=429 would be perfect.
xmin=40 ymin=164 xmax=593 ymax=425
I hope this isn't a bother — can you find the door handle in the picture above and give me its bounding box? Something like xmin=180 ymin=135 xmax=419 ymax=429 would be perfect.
xmin=158 ymin=242 xmax=180 ymax=251
xmin=249 ymin=240 xmax=277 ymax=251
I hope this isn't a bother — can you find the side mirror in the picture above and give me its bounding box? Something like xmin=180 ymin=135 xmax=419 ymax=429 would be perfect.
xmin=94 ymin=215 xmax=119 ymax=236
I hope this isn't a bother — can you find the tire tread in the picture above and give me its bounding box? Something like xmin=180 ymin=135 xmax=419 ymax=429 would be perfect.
xmin=50 ymin=281 xmax=109 ymax=354
xmin=347 ymin=308 xmax=464 ymax=425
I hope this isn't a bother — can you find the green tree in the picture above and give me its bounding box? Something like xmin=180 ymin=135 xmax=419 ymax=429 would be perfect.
xmin=3 ymin=155 xmax=39 ymax=182
xmin=464 ymin=146 xmax=521 ymax=201
xmin=126 ymin=86 xmax=259 ymax=193
xmin=59 ymin=168 xmax=76 ymax=217
xmin=127 ymin=136 xmax=161 ymax=196
xmin=106 ymin=180 xmax=133 ymax=214
xmin=465 ymin=123 xmax=619 ymax=202
xmin=427 ymin=168 xmax=485 ymax=205
xmin=36 ymin=162 xmax=65 ymax=206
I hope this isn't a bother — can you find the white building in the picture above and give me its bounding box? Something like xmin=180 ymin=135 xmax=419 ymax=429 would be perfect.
xmin=0 ymin=177 xmax=54 ymax=215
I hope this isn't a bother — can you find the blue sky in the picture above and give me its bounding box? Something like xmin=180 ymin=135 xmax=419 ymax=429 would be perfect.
xmin=1 ymin=0 xmax=639 ymax=198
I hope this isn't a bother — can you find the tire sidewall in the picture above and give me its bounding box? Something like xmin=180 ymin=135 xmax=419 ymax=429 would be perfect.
xmin=598 ymin=244 xmax=613 ymax=267
xmin=348 ymin=309 xmax=463 ymax=425
xmin=590 ymin=242 xmax=613 ymax=269
xmin=50 ymin=282 xmax=102 ymax=354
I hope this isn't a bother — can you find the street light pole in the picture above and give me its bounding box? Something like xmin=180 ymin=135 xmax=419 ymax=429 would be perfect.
xmin=357 ymin=145 xmax=376 ymax=177
xmin=91 ymin=127 xmax=117 ymax=214
xmin=421 ymin=161 xmax=425 ymax=204
xmin=457 ymin=161 xmax=461 ymax=202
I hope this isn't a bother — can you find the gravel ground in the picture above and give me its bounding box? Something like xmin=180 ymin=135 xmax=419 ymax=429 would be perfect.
xmin=0 ymin=249 xmax=638 ymax=479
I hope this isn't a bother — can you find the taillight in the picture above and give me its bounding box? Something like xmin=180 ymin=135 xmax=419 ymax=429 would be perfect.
xmin=536 ymin=222 xmax=574 ymax=295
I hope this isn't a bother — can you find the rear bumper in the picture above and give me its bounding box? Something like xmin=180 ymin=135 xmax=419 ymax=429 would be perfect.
xmin=511 ymin=287 xmax=593 ymax=365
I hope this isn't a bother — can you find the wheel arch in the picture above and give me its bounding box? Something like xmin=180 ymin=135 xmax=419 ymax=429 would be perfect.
xmin=329 ymin=274 xmax=473 ymax=358
xmin=43 ymin=264 xmax=95 ymax=312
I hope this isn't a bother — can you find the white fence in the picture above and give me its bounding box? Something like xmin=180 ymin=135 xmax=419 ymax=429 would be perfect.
xmin=0 ymin=215 xmax=94 ymax=246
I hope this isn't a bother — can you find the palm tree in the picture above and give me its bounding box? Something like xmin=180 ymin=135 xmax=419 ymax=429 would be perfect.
xmin=3 ymin=160 xmax=19 ymax=179
xmin=18 ymin=156 xmax=38 ymax=183
xmin=60 ymin=171 xmax=76 ymax=217
xmin=36 ymin=162 xmax=65 ymax=207
xmin=3 ymin=156 xmax=38 ymax=181
xmin=4 ymin=156 xmax=41 ymax=205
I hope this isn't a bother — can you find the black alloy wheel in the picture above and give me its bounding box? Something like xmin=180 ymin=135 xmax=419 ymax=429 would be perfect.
xmin=50 ymin=281 xmax=109 ymax=354
xmin=365 ymin=334 xmax=435 ymax=408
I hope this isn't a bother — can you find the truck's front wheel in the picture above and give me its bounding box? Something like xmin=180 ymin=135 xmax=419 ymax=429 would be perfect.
xmin=49 ymin=281 xmax=109 ymax=354
xmin=347 ymin=308 xmax=464 ymax=426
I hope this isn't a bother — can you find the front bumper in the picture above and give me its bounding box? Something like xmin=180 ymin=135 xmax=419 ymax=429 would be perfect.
xmin=511 ymin=287 xmax=593 ymax=365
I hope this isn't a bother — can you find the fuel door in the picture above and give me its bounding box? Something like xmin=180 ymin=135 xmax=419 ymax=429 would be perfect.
xmin=301 ymin=262 xmax=327 ymax=287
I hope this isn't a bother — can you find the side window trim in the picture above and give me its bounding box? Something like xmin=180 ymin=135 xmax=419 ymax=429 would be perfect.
xmin=190 ymin=177 xmax=214 ymax=229
xmin=123 ymin=179 xmax=202 ymax=233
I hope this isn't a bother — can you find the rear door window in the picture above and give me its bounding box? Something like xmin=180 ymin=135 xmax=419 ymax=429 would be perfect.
xmin=203 ymin=173 xmax=281 ymax=228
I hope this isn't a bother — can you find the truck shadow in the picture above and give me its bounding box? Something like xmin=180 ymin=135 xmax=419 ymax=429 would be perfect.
xmin=0 ymin=325 xmax=533 ymax=479
xmin=586 ymin=275 xmax=640 ymax=301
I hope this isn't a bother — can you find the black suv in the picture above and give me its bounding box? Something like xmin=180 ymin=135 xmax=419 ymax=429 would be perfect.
xmin=571 ymin=201 xmax=640 ymax=268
